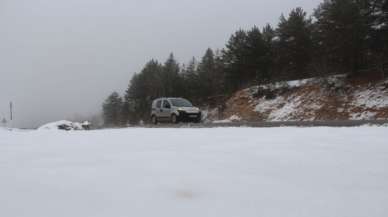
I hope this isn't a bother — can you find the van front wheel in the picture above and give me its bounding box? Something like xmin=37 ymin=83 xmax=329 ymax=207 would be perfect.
xmin=171 ymin=114 xmax=179 ymax=124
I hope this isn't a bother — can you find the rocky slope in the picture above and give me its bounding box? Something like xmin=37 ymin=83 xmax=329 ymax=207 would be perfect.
xmin=216 ymin=75 xmax=388 ymax=122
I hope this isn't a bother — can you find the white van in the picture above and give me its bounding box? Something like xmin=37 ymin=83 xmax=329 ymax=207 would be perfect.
xmin=151 ymin=98 xmax=202 ymax=124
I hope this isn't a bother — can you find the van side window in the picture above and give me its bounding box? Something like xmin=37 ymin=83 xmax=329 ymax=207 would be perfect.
xmin=156 ymin=100 xmax=162 ymax=108
xmin=163 ymin=100 xmax=171 ymax=109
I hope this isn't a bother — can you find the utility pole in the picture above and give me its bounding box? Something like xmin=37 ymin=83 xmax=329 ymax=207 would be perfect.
xmin=10 ymin=101 xmax=13 ymax=121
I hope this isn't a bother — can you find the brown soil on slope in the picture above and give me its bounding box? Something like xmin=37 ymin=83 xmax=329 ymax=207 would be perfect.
xmin=219 ymin=77 xmax=388 ymax=121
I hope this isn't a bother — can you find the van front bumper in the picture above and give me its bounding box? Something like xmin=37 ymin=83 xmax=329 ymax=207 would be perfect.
xmin=177 ymin=111 xmax=202 ymax=122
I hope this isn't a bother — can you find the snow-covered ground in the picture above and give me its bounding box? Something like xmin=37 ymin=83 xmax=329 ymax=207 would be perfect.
xmin=351 ymin=83 xmax=388 ymax=109
xmin=1 ymin=127 xmax=388 ymax=217
xmin=213 ymin=114 xmax=242 ymax=123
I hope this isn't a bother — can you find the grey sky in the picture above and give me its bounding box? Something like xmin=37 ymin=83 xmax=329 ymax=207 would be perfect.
xmin=0 ymin=0 xmax=322 ymax=128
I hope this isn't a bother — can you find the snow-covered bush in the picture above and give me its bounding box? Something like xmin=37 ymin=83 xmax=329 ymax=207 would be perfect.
xmin=38 ymin=120 xmax=88 ymax=131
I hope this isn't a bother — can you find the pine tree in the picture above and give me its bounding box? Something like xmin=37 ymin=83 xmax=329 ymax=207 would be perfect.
xmin=275 ymin=7 xmax=313 ymax=79
xmin=362 ymin=0 xmax=388 ymax=74
xmin=223 ymin=30 xmax=249 ymax=91
xmin=182 ymin=57 xmax=200 ymax=101
xmin=223 ymin=27 xmax=271 ymax=91
xmin=102 ymin=92 xmax=123 ymax=126
xmin=162 ymin=53 xmax=182 ymax=97
xmin=120 ymin=101 xmax=131 ymax=125
xmin=214 ymin=50 xmax=226 ymax=94
xmin=245 ymin=26 xmax=272 ymax=83
xmin=141 ymin=60 xmax=164 ymax=100
xmin=262 ymin=24 xmax=276 ymax=82
xmin=123 ymin=60 xmax=165 ymax=122
xmin=198 ymin=48 xmax=217 ymax=100
xmin=262 ymin=24 xmax=276 ymax=44
xmin=314 ymin=0 xmax=368 ymax=75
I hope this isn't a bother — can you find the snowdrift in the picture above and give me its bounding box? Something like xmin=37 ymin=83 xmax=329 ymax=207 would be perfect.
xmin=38 ymin=120 xmax=90 ymax=131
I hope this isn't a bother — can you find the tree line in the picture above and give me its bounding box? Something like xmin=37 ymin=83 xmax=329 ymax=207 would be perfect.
xmin=103 ymin=0 xmax=388 ymax=126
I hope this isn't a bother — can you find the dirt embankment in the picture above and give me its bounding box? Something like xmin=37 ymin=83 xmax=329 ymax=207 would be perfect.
xmin=218 ymin=75 xmax=388 ymax=122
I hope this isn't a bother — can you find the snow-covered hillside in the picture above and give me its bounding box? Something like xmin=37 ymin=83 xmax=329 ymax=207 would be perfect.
xmin=222 ymin=76 xmax=388 ymax=121
xmin=1 ymin=127 xmax=387 ymax=217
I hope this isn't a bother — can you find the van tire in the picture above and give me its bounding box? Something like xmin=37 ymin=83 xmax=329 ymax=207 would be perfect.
xmin=151 ymin=115 xmax=158 ymax=125
xmin=171 ymin=114 xmax=179 ymax=124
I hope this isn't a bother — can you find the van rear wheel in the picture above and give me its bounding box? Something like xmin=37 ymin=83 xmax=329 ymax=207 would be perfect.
xmin=171 ymin=114 xmax=179 ymax=124
xmin=151 ymin=115 xmax=158 ymax=125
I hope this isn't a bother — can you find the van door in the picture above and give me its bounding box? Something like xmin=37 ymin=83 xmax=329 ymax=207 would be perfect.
xmin=155 ymin=100 xmax=162 ymax=117
xmin=161 ymin=100 xmax=172 ymax=119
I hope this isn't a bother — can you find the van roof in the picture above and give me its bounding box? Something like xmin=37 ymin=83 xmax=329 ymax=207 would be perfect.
xmin=154 ymin=97 xmax=184 ymax=101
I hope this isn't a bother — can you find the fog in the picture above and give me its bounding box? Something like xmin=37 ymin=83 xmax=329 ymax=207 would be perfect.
xmin=0 ymin=0 xmax=321 ymax=128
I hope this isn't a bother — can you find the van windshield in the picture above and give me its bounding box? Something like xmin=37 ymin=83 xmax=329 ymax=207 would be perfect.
xmin=170 ymin=98 xmax=193 ymax=107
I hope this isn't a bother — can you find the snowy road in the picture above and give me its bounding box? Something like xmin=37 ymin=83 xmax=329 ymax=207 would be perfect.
xmin=1 ymin=127 xmax=388 ymax=217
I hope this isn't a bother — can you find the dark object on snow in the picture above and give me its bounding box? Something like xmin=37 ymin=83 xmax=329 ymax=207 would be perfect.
xmin=82 ymin=121 xmax=91 ymax=130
